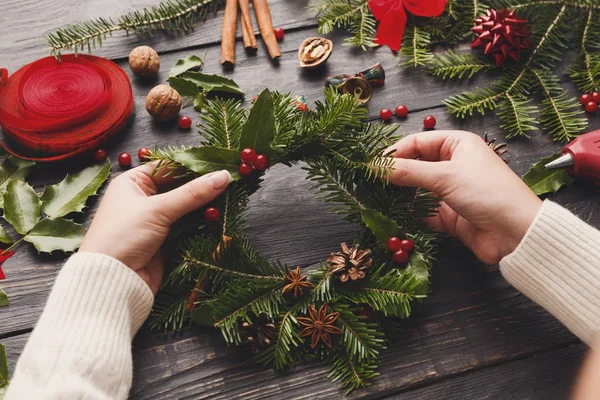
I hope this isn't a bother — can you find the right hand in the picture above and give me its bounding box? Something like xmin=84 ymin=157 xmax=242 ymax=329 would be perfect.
xmin=386 ymin=130 xmax=542 ymax=264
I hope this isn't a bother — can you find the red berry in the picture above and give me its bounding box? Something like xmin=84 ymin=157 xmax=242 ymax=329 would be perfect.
xmin=380 ymin=108 xmax=393 ymax=121
xmin=178 ymin=115 xmax=192 ymax=129
xmin=138 ymin=147 xmax=151 ymax=161
xmin=274 ymin=27 xmax=285 ymax=40
xmin=399 ymin=239 xmax=415 ymax=253
xmin=423 ymin=115 xmax=436 ymax=129
xmin=387 ymin=237 xmax=401 ymax=252
xmin=254 ymin=154 xmax=269 ymax=171
xmin=118 ymin=152 xmax=132 ymax=168
xmin=239 ymin=162 xmax=254 ymax=176
xmin=93 ymin=148 xmax=108 ymax=162
xmin=395 ymin=105 xmax=409 ymax=118
xmin=593 ymin=92 xmax=600 ymax=103
xmin=580 ymin=93 xmax=592 ymax=104
xmin=252 ymin=95 xmax=258 ymax=102
xmin=205 ymin=207 xmax=220 ymax=222
xmin=585 ymin=101 xmax=598 ymax=113
xmin=241 ymin=148 xmax=257 ymax=164
xmin=393 ymin=249 xmax=409 ymax=265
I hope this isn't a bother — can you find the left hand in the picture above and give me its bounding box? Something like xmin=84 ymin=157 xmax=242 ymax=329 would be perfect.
xmin=80 ymin=163 xmax=231 ymax=294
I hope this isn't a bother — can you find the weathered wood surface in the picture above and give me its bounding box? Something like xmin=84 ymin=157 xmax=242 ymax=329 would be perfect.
xmin=1 ymin=1 xmax=598 ymax=398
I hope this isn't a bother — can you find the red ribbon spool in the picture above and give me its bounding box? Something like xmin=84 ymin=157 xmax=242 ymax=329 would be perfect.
xmin=0 ymin=55 xmax=134 ymax=162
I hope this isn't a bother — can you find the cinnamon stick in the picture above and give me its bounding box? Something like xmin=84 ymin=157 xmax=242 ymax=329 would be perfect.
xmin=252 ymin=0 xmax=281 ymax=60
xmin=185 ymin=274 xmax=206 ymax=312
xmin=239 ymin=0 xmax=258 ymax=50
xmin=220 ymin=0 xmax=238 ymax=66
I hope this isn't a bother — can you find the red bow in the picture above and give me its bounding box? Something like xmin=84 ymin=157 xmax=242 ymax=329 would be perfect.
xmin=368 ymin=0 xmax=448 ymax=51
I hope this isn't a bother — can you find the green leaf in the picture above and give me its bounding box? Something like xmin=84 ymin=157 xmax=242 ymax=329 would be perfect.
xmin=0 ymin=288 xmax=8 ymax=307
xmin=0 ymin=343 xmax=8 ymax=388
xmin=0 ymin=226 xmax=12 ymax=245
xmin=239 ymin=89 xmax=275 ymax=156
xmin=361 ymin=209 xmax=402 ymax=248
xmin=522 ymin=153 xmax=575 ymax=196
xmin=169 ymin=55 xmax=204 ymax=77
xmin=41 ymin=159 xmax=111 ymax=218
xmin=3 ymin=180 xmax=41 ymax=235
xmin=0 ymin=157 xmax=35 ymax=209
xmin=194 ymin=93 xmax=206 ymax=112
xmin=178 ymin=72 xmax=244 ymax=96
xmin=168 ymin=76 xmax=201 ymax=97
xmin=23 ymin=218 xmax=86 ymax=253
xmin=407 ymin=252 xmax=430 ymax=294
xmin=168 ymin=146 xmax=241 ymax=179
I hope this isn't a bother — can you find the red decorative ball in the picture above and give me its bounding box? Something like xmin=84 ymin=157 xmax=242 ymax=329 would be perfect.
xmin=593 ymin=92 xmax=600 ymax=104
xmin=93 ymin=148 xmax=108 ymax=162
xmin=274 ymin=27 xmax=285 ymax=40
xmin=424 ymin=115 xmax=436 ymax=129
xmin=580 ymin=93 xmax=592 ymax=105
xmin=254 ymin=154 xmax=269 ymax=171
xmin=395 ymin=105 xmax=409 ymax=118
xmin=387 ymin=237 xmax=401 ymax=252
xmin=239 ymin=162 xmax=254 ymax=176
xmin=205 ymin=207 xmax=220 ymax=222
xmin=118 ymin=152 xmax=132 ymax=168
xmin=138 ymin=147 xmax=151 ymax=161
xmin=393 ymin=249 xmax=409 ymax=265
xmin=178 ymin=115 xmax=192 ymax=129
xmin=399 ymin=239 xmax=415 ymax=253
xmin=241 ymin=148 xmax=257 ymax=164
xmin=585 ymin=101 xmax=598 ymax=113
xmin=379 ymin=108 xmax=393 ymax=121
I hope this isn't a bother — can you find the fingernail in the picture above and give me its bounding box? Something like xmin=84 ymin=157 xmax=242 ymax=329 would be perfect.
xmin=209 ymin=170 xmax=231 ymax=189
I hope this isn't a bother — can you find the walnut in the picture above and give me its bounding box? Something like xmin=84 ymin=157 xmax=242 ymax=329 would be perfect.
xmin=129 ymin=46 xmax=160 ymax=78
xmin=298 ymin=37 xmax=333 ymax=68
xmin=145 ymin=85 xmax=182 ymax=122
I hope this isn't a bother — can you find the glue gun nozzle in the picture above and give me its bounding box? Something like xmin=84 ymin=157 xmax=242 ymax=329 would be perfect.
xmin=544 ymin=153 xmax=574 ymax=170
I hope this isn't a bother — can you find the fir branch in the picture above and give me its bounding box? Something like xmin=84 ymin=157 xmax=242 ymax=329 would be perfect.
xmin=427 ymin=50 xmax=494 ymax=79
xmin=328 ymin=349 xmax=379 ymax=394
xmin=497 ymin=92 xmax=538 ymax=138
xmin=312 ymin=0 xmax=377 ymax=50
xmin=150 ymin=282 xmax=195 ymax=333
xmin=568 ymin=8 xmax=600 ymax=93
xmin=400 ymin=20 xmax=434 ymax=68
xmin=182 ymin=253 xmax=284 ymax=281
xmin=444 ymin=87 xmax=502 ymax=117
xmin=333 ymin=304 xmax=386 ymax=362
xmin=200 ymin=97 xmax=246 ymax=150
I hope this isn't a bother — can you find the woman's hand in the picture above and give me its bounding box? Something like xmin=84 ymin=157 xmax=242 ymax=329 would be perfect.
xmin=387 ymin=130 xmax=542 ymax=264
xmin=79 ymin=164 xmax=230 ymax=294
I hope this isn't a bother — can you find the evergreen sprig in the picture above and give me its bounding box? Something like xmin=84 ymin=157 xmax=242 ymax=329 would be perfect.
xmin=311 ymin=0 xmax=377 ymax=50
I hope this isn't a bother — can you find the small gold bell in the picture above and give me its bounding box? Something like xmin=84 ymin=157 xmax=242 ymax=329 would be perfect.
xmin=340 ymin=77 xmax=372 ymax=104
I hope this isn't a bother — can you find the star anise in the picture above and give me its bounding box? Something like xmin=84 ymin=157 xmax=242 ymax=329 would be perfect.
xmin=484 ymin=132 xmax=508 ymax=163
xmin=327 ymin=242 xmax=373 ymax=282
xmin=282 ymin=266 xmax=312 ymax=297
xmin=240 ymin=312 xmax=277 ymax=353
xmin=297 ymin=304 xmax=342 ymax=348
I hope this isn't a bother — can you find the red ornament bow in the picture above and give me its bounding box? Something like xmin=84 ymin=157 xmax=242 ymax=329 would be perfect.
xmin=368 ymin=0 xmax=448 ymax=51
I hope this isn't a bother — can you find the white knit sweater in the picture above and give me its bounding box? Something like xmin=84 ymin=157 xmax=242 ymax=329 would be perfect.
xmin=5 ymin=200 xmax=600 ymax=398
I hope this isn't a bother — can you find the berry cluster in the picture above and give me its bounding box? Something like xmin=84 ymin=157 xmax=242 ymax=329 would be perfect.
xmin=93 ymin=147 xmax=153 ymax=169
xmin=580 ymin=92 xmax=600 ymax=114
xmin=239 ymin=148 xmax=269 ymax=176
xmin=386 ymin=236 xmax=415 ymax=266
xmin=379 ymin=106 xmax=436 ymax=129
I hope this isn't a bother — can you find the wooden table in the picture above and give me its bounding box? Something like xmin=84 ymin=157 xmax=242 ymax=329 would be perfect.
xmin=1 ymin=0 xmax=598 ymax=398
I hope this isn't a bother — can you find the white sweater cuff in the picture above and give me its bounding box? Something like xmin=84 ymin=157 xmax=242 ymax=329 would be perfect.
xmin=500 ymin=200 xmax=600 ymax=345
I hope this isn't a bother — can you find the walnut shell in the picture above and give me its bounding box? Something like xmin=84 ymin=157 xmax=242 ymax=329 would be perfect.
xmin=145 ymin=85 xmax=182 ymax=122
xmin=129 ymin=46 xmax=160 ymax=78
xmin=298 ymin=37 xmax=333 ymax=68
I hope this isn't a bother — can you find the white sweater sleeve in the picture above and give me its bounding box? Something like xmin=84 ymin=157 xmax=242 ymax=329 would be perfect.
xmin=500 ymin=200 xmax=600 ymax=345
xmin=5 ymin=252 xmax=154 ymax=400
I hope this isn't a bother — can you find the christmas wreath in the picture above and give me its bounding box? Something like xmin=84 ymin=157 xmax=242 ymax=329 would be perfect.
xmin=147 ymin=87 xmax=438 ymax=392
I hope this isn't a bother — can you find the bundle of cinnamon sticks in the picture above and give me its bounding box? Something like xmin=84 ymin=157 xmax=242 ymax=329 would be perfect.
xmin=220 ymin=0 xmax=281 ymax=66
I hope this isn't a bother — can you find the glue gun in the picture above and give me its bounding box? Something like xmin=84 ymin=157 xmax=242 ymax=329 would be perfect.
xmin=544 ymin=129 xmax=600 ymax=185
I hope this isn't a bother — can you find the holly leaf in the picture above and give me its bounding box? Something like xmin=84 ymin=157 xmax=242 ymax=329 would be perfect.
xmin=23 ymin=218 xmax=86 ymax=253
xmin=168 ymin=147 xmax=241 ymax=179
xmin=0 ymin=157 xmax=35 ymax=209
xmin=407 ymin=252 xmax=430 ymax=294
xmin=3 ymin=180 xmax=41 ymax=235
xmin=178 ymin=72 xmax=244 ymax=96
xmin=522 ymin=153 xmax=575 ymax=196
xmin=41 ymin=159 xmax=111 ymax=219
xmin=239 ymin=89 xmax=275 ymax=156
xmin=0 ymin=289 xmax=7 ymax=307
xmin=0 ymin=226 xmax=12 ymax=245
xmin=168 ymin=76 xmax=201 ymax=97
xmin=361 ymin=209 xmax=402 ymax=248
xmin=169 ymin=55 xmax=204 ymax=78
xmin=0 ymin=343 xmax=8 ymax=388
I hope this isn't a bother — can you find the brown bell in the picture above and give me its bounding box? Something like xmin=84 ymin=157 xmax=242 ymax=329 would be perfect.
xmin=340 ymin=77 xmax=372 ymax=104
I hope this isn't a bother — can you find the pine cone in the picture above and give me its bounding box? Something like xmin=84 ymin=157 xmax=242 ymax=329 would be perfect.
xmin=240 ymin=312 xmax=276 ymax=353
xmin=484 ymin=132 xmax=508 ymax=163
xmin=327 ymin=242 xmax=373 ymax=282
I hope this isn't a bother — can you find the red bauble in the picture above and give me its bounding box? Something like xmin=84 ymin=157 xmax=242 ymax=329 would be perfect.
xmin=380 ymin=108 xmax=393 ymax=121
xmin=94 ymin=149 xmax=108 ymax=162
xmin=241 ymin=148 xmax=257 ymax=164
xmin=581 ymin=93 xmax=592 ymax=105
xmin=205 ymin=207 xmax=220 ymax=221
xmin=239 ymin=162 xmax=254 ymax=176
xmin=393 ymin=249 xmax=409 ymax=265
xmin=592 ymin=92 xmax=600 ymax=104
xmin=274 ymin=27 xmax=285 ymax=40
xmin=395 ymin=105 xmax=409 ymax=118
xmin=138 ymin=147 xmax=151 ymax=161
xmin=424 ymin=115 xmax=436 ymax=129
xmin=387 ymin=236 xmax=401 ymax=252
xmin=585 ymin=101 xmax=598 ymax=113
xmin=254 ymin=154 xmax=269 ymax=171
xmin=471 ymin=9 xmax=531 ymax=66
xmin=178 ymin=115 xmax=192 ymax=129
xmin=399 ymin=239 xmax=415 ymax=253
xmin=118 ymin=152 xmax=132 ymax=168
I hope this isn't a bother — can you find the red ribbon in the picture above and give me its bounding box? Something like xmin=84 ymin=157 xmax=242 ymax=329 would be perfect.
xmin=368 ymin=0 xmax=448 ymax=51
xmin=0 ymin=251 xmax=15 ymax=280
xmin=0 ymin=55 xmax=134 ymax=162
